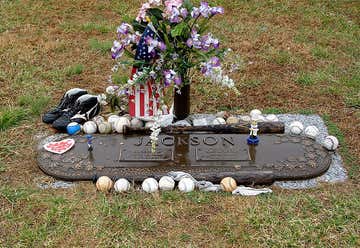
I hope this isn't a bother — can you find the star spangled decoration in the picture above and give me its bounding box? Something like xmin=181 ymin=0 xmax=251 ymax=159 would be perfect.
xmin=135 ymin=24 xmax=159 ymax=62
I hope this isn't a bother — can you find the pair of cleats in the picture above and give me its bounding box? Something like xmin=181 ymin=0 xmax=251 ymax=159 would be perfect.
xmin=43 ymin=88 xmax=100 ymax=131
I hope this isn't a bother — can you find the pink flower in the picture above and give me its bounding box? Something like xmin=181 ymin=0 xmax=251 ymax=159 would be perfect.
xmin=164 ymin=0 xmax=183 ymax=14
xmin=136 ymin=3 xmax=151 ymax=22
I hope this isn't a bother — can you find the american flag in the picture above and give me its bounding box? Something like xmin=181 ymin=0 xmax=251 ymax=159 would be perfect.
xmin=129 ymin=24 xmax=162 ymax=118
xmin=135 ymin=24 xmax=159 ymax=61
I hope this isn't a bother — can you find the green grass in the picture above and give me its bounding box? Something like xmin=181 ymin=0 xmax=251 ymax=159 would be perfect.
xmin=323 ymin=114 xmax=359 ymax=179
xmin=81 ymin=22 xmax=114 ymax=33
xmin=88 ymin=38 xmax=112 ymax=54
xmin=18 ymin=94 xmax=51 ymax=116
xmin=0 ymin=107 xmax=28 ymax=131
xmin=65 ymin=64 xmax=84 ymax=77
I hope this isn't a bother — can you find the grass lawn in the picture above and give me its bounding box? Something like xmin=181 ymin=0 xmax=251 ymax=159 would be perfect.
xmin=0 ymin=0 xmax=359 ymax=247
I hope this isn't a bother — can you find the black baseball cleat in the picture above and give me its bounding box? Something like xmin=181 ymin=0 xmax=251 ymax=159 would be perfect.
xmin=52 ymin=94 xmax=101 ymax=131
xmin=42 ymin=88 xmax=88 ymax=124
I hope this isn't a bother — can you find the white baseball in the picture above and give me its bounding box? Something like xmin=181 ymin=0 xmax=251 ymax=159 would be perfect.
xmin=178 ymin=178 xmax=195 ymax=193
xmin=322 ymin=136 xmax=339 ymax=150
xmin=114 ymin=178 xmax=131 ymax=192
xmin=122 ymin=114 xmax=132 ymax=121
xmin=226 ymin=116 xmax=239 ymax=125
xmin=96 ymin=176 xmax=113 ymax=193
xmin=145 ymin=121 xmax=155 ymax=128
xmin=289 ymin=121 xmax=304 ymax=135
xmin=265 ymin=114 xmax=279 ymax=122
xmin=250 ymin=109 xmax=262 ymax=117
xmin=98 ymin=121 xmax=112 ymax=134
xmin=239 ymin=115 xmax=251 ymax=122
xmin=142 ymin=178 xmax=159 ymax=193
xmin=304 ymin=126 xmax=320 ymax=139
xmin=83 ymin=121 xmax=97 ymax=134
xmin=114 ymin=117 xmax=131 ymax=133
xmin=159 ymin=176 xmax=175 ymax=191
xmin=212 ymin=117 xmax=226 ymax=125
xmin=131 ymin=118 xmax=144 ymax=128
xmin=92 ymin=116 xmax=105 ymax=126
xmin=108 ymin=115 xmax=120 ymax=129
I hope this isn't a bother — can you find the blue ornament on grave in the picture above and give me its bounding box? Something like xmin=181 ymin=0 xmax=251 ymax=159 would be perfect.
xmin=247 ymin=119 xmax=260 ymax=145
xmin=86 ymin=134 xmax=93 ymax=151
xmin=67 ymin=122 xmax=81 ymax=135
xmin=247 ymin=136 xmax=259 ymax=145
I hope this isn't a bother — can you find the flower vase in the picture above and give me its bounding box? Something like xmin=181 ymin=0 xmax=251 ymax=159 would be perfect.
xmin=174 ymin=84 xmax=190 ymax=120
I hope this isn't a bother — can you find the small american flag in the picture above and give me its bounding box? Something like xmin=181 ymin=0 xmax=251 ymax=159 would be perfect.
xmin=129 ymin=24 xmax=162 ymax=118
xmin=135 ymin=24 xmax=159 ymax=61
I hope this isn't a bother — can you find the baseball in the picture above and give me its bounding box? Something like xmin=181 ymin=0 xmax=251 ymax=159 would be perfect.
xmin=142 ymin=178 xmax=159 ymax=193
xmin=114 ymin=178 xmax=131 ymax=193
xmin=83 ymin=121 xmax=97 ymax=134
xmin=289 ymin=121 xmax=304 ymax=135
xmin=145 ymin=121 xmax=155 ymax=128
xmin=265 ymin=114 xmax=279 ymax=122
xmin=131 ymin=118 xmax=144 ymax=128
xmin=226 ymin=116 xmax=240 ymax=125
xmin=239 ymin=115 xmax=251 ymax=122
xmin=92 ymin=116 xmax=105 ymax=126
xmin=250 ymin=109 xmax=262 ymax=117
xmin=304 ymin=126 xmax=320 ymax=139
xmin=122 ymin=114 xmax=132 ymax=121
xmin=178 ymin=178 xmax=195 ymax=193
xmin=98 ymin=121 xmax=112 ymax=134
xmin=114 ymin=117 xmax=131 ymax=133
xmin=66 ymin=122 xmax=81 ymax=135
xmin=96 ymin=176 xmax=113 ymax=193
xmin=108 ymin=115 xmax=120 ymax=129
xmin=159 ymin=176 xmax=175 ymax=191
xmin=212 ymin=117 xmax=226 ymax=125
xmin=220 ymin=177 xmax=237 ymax=192
xmin=322 ymin=135 xmax=339 ymax=151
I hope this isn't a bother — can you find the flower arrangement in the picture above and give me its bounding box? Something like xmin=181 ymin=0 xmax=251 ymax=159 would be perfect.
xmin=108 ymin=0 xmax=238 ymax=103
xmin=107 ymin=0 xmax=240 ymax=151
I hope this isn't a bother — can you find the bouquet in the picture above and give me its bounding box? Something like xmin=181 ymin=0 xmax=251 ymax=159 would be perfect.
xmin=106 ymin=0 xmax=239 ymax=150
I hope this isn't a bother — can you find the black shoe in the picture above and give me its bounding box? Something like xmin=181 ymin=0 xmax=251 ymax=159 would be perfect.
xmin=52 ymin=94 xmax=101 ymax=131
xmin=42 ymin=88 xmax=88 ymax=124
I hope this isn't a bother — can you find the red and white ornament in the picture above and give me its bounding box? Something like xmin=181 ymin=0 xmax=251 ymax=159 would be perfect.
xmin=44 ymin=139 xmax=75 ymax=154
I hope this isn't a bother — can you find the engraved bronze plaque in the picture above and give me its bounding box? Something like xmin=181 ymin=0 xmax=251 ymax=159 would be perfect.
xmin=37 ymin=133 xmax=333 ymax=184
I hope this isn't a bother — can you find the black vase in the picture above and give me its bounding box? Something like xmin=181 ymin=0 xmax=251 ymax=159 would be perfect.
xmin=173 ymin=84 xmax=190 ymax=120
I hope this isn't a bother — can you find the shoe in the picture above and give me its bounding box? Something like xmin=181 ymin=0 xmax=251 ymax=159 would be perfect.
xmin=52 ymin=94 xmax=101 ymax=131
xmin=42 ymin=88 xmax=88 ymax=124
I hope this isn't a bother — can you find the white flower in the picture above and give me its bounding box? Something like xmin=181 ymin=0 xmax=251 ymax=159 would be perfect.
xmin=106 ymin=86 xmax=116 ymax=95
xmin=97 ymin=94 xmax=107 ymax=106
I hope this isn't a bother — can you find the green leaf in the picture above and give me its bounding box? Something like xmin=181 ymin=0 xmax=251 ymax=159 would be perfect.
xmin=171 ymin=22 xmax=189 ymax=38
xmin=147 ymin=8 xmax=163 ymax=20
xmin=132 ymin=20 xmax=146 ymax=33
xmin=183 ymin=0 xmax=193 ymax=11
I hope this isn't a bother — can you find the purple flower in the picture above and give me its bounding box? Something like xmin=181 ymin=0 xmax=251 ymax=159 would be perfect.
xmin=209 ymin=57 xmax=221 ymax=67
xmin=199 ymin=1 xmax=211 ymax=17
xmin=169 ymin=6 xmax=181 ymax=23
xmin=201 ymin=56 xmax=221 ymax=75
xmin=174 ymin=75 xmax=182 ymax=85
xmin=210 ymin=6 xmax=224 ymax=15
xmin=146 ymin=37 xmax=167 ymax=52
xmin=186 ymin=38 xmax=194 ymax=48
xmin=117 ymin=23 xmax=132 ymax=36
xmin=111 ymin=40 xmax=124 ymax=59
xmin=180 ymin=8 xmax=188 ymax=18
xmin=162 ymin=69 xmax=180 ymax=87
xmin=158 ymin=41 xmax=167 ymax=51
xmin=191 ymin=7 xmax=200 ymax=18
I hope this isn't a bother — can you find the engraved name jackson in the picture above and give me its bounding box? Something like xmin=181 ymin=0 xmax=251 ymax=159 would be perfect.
xmin=119 ymin=135 xmax=250 ymax=162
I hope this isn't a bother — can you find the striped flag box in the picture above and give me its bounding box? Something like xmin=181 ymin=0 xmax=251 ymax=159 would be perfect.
xmin=128 ymin=67 xmax=161 ymax=118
